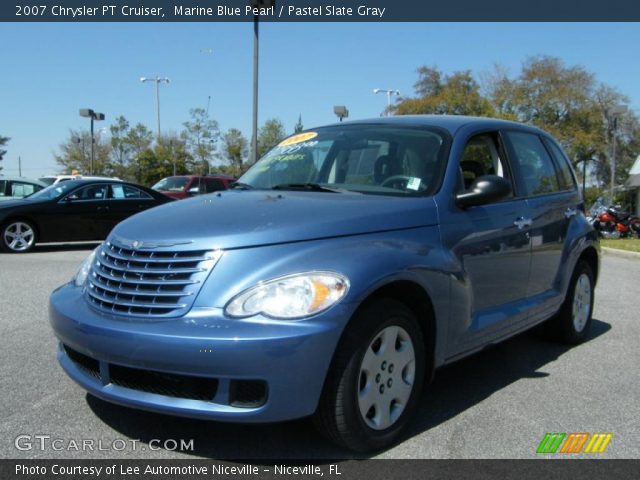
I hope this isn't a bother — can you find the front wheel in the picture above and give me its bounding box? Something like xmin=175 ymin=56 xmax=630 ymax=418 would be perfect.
xmin=547 ymin=260 xmax=595 ymax=344
xmin=1 ymin=220 xmax=37 ymax=253
xmin=314 ymin=299 xmax=426 ymax=452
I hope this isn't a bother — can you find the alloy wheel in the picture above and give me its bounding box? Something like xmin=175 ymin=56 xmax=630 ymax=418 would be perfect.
xmin=3 ymin=222 xmax=36 ymax=252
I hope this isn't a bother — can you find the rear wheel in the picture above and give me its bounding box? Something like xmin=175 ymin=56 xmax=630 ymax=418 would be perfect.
xmin=1 ymin=220 xmax=37 ymax=253
xmin=314 ymin=299 xmax=426 ymax=452
xmin=547 ymin=260 xmax=594 ymax=344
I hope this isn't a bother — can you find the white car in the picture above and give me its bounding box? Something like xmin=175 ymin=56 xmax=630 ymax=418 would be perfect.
xmin=39 ymin=175 xmax=122 ymax=186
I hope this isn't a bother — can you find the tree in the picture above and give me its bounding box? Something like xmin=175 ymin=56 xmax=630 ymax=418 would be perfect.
xmin=221 ymin=128 xmax=248 ymax=176
xmin=0 ymin=135 xmax=9 ymax=172
xmin=109 ymin=115 xmax=133 ymax=179
xmin=393 ymin=67 xmax=495 ymax=117
xmin=54 ymin=130 xmax=111 ymax=175
xmin=485 ymin=56 xmax=639 ymax=196
xmin=257 ymin=118 xmax=287 ymax=159
xmin=125 ymin=123 xmax=154 ymax=182
xmin=182 ymin=107 xmax=220 ymax=175
xmin=294 ymin=115 xmax=304 ymax=133
xmin=156 ymin=134 xmax=190 ymax=178
xmin=414 ymin=65 xmax=442 ymax=97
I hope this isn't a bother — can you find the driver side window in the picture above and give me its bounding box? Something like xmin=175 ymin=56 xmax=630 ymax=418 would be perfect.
xmin=68 ymin=184 xmax=109 ymax=201
xmin=459 ymin=134 xmax=512 ymax=196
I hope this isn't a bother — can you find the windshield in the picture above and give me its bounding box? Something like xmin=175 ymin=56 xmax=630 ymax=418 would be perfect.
xmin=239 ymin=125 xmax=449 ymax=196
xmin=27 ymin=181 xmax=78 ymax=200
xmin=152 ymin=177 xmax=189 ymax=191
xmin=38 ymin=177 xmax=56 ymax=186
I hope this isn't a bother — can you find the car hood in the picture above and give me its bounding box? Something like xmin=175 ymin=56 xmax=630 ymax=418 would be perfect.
xmin=109 ymin=190 xmax=439 ymax=251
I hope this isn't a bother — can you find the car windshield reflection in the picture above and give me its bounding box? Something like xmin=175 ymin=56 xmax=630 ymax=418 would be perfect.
xmin=27 ymin=182 xmax=77 ymax=201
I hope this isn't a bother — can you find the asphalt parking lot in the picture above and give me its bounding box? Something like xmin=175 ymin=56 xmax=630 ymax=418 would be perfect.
xmin=0 ymin=245 xmax=638 ymax=459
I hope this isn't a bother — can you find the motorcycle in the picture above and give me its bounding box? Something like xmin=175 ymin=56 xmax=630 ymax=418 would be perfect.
xmin=589 ymin=199 xmax=640 ymax=239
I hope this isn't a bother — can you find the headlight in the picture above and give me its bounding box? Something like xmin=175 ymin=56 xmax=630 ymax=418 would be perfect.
xmin=225 ymin=272 xmax=349 ymax=320
xmin=73 ymin=246 xmax=99 ymax=287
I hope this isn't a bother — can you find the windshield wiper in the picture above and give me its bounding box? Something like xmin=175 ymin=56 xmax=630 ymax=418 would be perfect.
xmin=229 ymin=182 xmax=254 ymax=190
xmin=271 ymin=183 xmax=344 ymax=193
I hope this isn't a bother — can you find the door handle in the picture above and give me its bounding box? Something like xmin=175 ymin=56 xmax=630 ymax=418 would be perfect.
xmin=97 ymin=206 xmax=110 ymax=211
xmin=564 ymin=208 xmax=577 ymax=219
xmin=513 ymin=217 xmax=532 ymax=229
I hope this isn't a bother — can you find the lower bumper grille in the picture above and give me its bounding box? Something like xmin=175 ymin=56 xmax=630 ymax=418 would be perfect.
xmin=63 ymin=345 xmax=219 ymax=403
xmin=109 ymin=364 xmax=218 ymax=402
xmin=63 ymin=345 xmax=268 ymax=408
xmin=63 ymin=345 xmax=100 ymax=379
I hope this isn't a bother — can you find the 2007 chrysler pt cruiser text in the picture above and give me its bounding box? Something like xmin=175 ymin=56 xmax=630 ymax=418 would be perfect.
xmin=50 ymin=116 xmax=599 ymax=452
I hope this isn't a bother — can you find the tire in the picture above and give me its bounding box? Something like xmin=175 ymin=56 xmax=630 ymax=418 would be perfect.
xmin=547 ymin=260 xmax=594 ymax=344
xmin=314 ymin=298 xmax=426 ymax=452
xmin=1 ymin=219 xmax=37 ymax=253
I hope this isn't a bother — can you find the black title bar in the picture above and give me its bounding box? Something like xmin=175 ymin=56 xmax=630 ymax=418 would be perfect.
xmin=4 ymin=0 xmax=640 ymax=22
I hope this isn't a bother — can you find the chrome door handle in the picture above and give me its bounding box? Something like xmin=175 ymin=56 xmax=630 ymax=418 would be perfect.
xmin=564 ymin=208 xmax=577 ymax=219
xmin=514 ymin=217 xmax=532 ymax=229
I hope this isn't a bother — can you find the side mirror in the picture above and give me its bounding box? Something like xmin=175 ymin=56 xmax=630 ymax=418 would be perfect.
xmin=63 ymin=194 xmax=79 ymax=202
xmin=456 ymin=175 xmax=511 ymax=208
xmin=187 ymin=186 xmax=200 ymax=196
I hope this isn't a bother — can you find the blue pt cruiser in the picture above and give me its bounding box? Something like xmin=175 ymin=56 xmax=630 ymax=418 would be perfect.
xmin=50 ymin=116 xmax=599 ymax=451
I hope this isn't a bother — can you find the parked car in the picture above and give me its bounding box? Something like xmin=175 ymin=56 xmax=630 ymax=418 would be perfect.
xmin=39 ymin=174 xmax=122 ymax=186
xmin=152 ymin=174 xmax=236 ymax=199
xmin=0 ymin=176 xmax=46 ymax=201
xmin=50 ymin=116 xmax=599 ymax=452
xmin=0 ymin=179 xmax=173 ymax=253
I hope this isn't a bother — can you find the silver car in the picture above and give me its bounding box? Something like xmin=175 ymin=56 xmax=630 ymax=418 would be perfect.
xmin=0 ymin=176 xmax=46 ymax=201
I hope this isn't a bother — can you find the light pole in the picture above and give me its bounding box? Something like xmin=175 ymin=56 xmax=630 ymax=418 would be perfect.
xmin=140 ymin=76 xmax=170 ymax=139
xmin=334 ymin=106 xmax=349 ymax=122
xmin=249 ymin=0 xmax=276 ymax=165
xmin=373 ymin=88 xmax=400 ymax=116
xmin=79 ymin=108 xmax=105 ymax=175
xmin=606 ymin=105 xmax=628 ymax=201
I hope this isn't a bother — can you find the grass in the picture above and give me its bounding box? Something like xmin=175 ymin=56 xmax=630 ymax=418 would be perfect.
xmin=601 ymin=238 xmax=640 ymax=253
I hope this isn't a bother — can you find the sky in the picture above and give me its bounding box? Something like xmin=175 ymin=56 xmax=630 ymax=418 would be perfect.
xmin=0 ymin=22 xmax=639 ymax=178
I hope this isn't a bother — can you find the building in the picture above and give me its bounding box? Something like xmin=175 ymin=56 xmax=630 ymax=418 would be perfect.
xmin=625 ymin=155 xmax=640 ymax=216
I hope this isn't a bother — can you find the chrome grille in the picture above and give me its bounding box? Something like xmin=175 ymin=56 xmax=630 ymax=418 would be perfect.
xmin=86 ymin=240 xmax=221 ymax=317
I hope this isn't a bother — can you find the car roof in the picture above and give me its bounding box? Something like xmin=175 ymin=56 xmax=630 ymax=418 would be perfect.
xmin=40 ymin=174 xmax=122 ymax=180
xmin=317 ymin=114 xmax=546 ymax=136
xmin=53 ymin=179 xmax=147 ymax=189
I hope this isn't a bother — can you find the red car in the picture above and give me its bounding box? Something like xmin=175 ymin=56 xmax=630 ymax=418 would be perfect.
xmin=151 ymin=175 xmax=236 ymax=200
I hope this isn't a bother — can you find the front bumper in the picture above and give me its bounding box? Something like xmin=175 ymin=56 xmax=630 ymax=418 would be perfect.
xmin=49 ymin=283 xmax=346 ymax=422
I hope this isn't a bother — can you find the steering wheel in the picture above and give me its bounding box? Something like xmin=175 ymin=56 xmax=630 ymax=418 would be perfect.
xmin=380 ymin=175 xmax=422 ymax=191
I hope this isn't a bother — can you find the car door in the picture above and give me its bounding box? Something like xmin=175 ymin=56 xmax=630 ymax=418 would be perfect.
xmin=106 ymin=183 xmax=157 ymax=234
xmin=503 ymin=131 xmax=581 ymax=321
xmin=39 ymin=183 xmax=111 ymax=241
xmin=440 ymin=131 xmax=533 ymax=354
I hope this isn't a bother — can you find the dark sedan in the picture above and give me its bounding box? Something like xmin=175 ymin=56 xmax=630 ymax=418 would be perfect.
xmin=0 ymin=179 xmax=174 ymax=253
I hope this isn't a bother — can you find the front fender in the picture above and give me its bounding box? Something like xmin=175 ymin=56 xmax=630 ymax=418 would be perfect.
xmin=194 ymin=226 xmax=451 ymax=366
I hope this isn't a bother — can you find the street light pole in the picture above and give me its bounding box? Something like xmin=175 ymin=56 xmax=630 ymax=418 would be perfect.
xmin=373 ymin=88 xmax=400 ymax=116
xmin=140 ymin=76 xmax=170 ymax=139
xmin=606 ymin=105 xmax=628 ymax=202
xmin=251 ymin=13 xmax=259 ymax=165
xmin=79 ymin=108 xmax=105 ymax=175
xmin=249 ymin=1 xmax=275 ymax=164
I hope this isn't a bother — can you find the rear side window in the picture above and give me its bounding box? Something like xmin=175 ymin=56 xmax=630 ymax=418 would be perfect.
xmin=505 ymin=132 xmax=560 ymax=196
xmin=11 ymin=182 xmax=40 ymax=197
xmin=543 ymin=138 xmax=576 ymax=191
xmin=111 ymin=184 xmax=152 ymax=199
xmin=0 ymin=180 xmax=6 ymax=196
